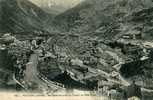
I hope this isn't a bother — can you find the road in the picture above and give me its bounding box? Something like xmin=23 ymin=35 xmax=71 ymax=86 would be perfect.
xmin=24 ymin=53 xmax=64 ymax=92
xmin=24 ymin=54 xmax=39 ymax=83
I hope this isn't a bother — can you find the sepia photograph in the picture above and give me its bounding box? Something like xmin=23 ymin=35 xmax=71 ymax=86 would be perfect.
xmin=0 ymin=0 xmax=153 ymax=100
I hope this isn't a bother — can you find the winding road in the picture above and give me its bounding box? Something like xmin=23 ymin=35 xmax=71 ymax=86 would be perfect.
xmin=23 ymin=53 xmax=64 ymax=92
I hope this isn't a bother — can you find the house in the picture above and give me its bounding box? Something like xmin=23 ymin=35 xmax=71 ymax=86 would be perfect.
xmin=122 ymin=30 xmax=142 ymax=40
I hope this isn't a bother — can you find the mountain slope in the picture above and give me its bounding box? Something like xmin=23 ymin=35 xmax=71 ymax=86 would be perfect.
xmin=0 ymin=0 xmax=54 ymax=33
xmin=53 ymin=0 xmax=153 ymax=39
xmin=127 ymin=7 xmax=153 ymax=40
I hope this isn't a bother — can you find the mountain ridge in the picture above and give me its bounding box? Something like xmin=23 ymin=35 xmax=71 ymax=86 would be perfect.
xmin=0 ymin=0 xmax=55 ymax=33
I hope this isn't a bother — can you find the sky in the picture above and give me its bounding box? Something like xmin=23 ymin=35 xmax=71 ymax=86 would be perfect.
xmin=29 ymin=0 xmax=84 ymax=8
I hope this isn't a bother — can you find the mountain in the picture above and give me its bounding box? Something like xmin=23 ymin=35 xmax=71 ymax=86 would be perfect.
xmin=0 ymin=0 xmax=55 ymax=33
xmin=53 ymin=0 xmax=153 ymax=39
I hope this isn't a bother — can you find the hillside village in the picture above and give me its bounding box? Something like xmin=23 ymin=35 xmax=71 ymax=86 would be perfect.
xmin=1 ymin=0 xmax=153 ymax=99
